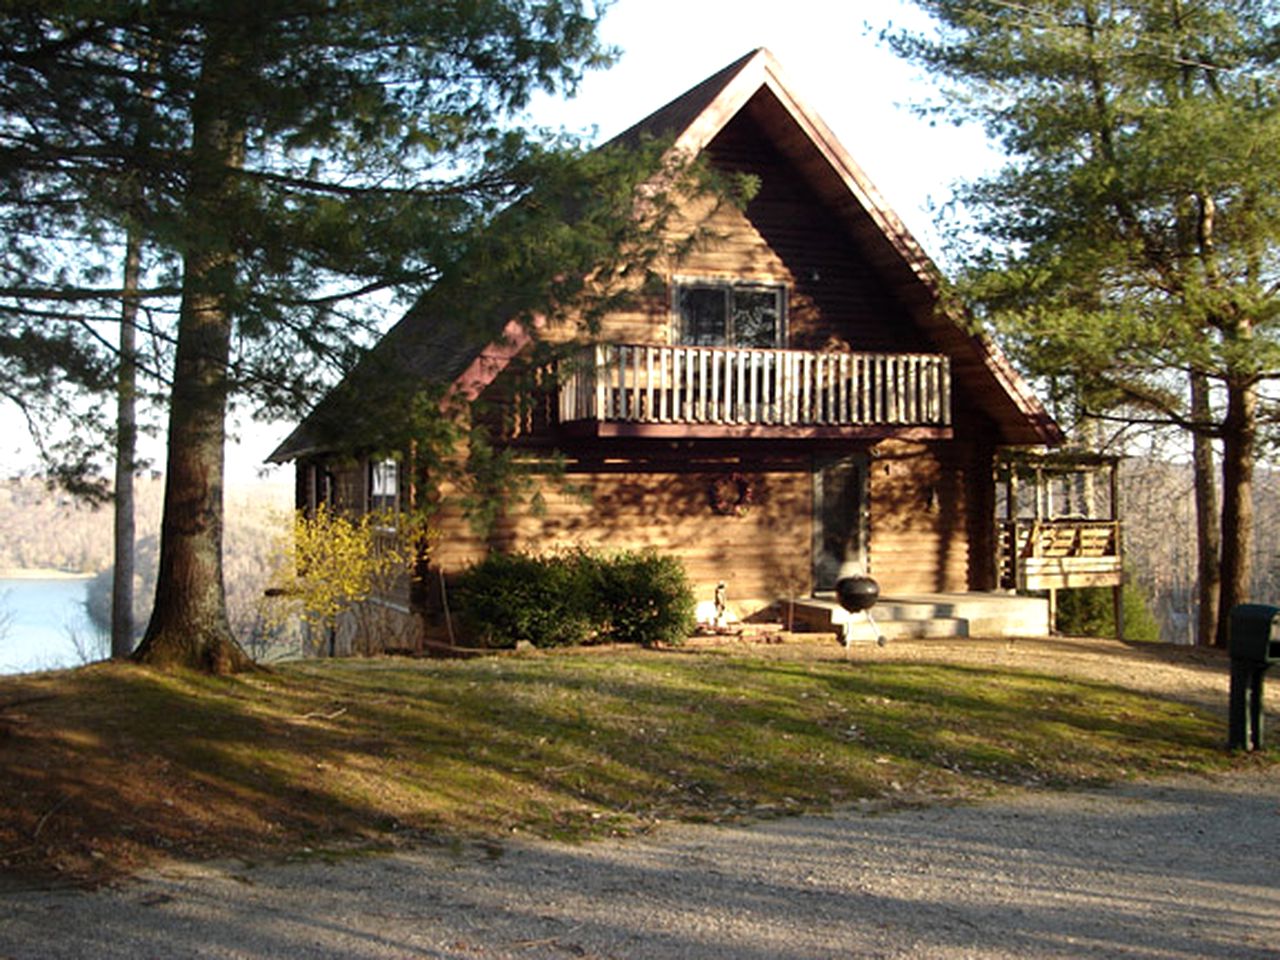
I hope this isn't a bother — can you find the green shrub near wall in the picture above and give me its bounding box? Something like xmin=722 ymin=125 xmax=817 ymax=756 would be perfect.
xmin=588 ymin=550 xmax=697 ymax=647
xmin=1055 ymin=575 xmax=1162 ymax=642
xmin=451 ymin=551 xmax=594 ymax=648
xmin=454 ymin=549 xmax=695 ymax=649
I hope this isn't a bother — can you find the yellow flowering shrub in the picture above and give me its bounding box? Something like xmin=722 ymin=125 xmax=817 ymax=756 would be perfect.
xmin=265 ymin=504 xmax=429 ymax=651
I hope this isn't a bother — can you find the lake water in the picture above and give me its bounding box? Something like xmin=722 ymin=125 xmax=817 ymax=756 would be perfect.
xmin=0 ymin=577 xmax=103 ymax=674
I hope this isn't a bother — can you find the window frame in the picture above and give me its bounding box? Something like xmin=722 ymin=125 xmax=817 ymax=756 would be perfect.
xmin=367 ymin=457 xmax=401 ymax=515
xmin=672 ymin=278 xmax=787 ymax=349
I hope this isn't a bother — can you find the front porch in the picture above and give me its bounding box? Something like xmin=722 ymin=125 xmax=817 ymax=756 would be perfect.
xmin=787 ymin=591 xmax=1051 ymax=642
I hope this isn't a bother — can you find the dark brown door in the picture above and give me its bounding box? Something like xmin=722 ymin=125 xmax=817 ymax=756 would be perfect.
xmin=813 ymin=455 xmax=869 ymax=592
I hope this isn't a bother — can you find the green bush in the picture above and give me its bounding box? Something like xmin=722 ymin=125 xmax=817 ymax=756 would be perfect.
xmin=590 ymin=549 xmax=697 ymax=647
xmin=453 ymin=548 xmax=695 ymax=649
xmin=1055 ymin=576 xmax=1161 ymax=642
xmin=453 ymin=551 xmax=594 ymax=648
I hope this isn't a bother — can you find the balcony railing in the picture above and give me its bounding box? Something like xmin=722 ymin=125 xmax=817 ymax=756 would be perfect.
xmin=555 ymin=344 xmax=951 ymax=430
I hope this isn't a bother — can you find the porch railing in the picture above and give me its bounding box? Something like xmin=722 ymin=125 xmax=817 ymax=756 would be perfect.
xmin=996 ymin=518 xmax=1123 ymax=591
xmin=556 ymin=344 xmax=951 ymax=428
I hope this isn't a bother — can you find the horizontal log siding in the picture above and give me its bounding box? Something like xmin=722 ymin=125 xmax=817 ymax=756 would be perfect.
xmin=868 ymin=440 xmax=973 ymax=593
xmin=328 ymin=461 xmax=367 ymax=511
xmin=702 ymin=110 xmax=931 ymax=353
xmin=517 ymin=105 xmax=944 ymax=384
xmin=430 ymin=466 xmax=813 ymax=612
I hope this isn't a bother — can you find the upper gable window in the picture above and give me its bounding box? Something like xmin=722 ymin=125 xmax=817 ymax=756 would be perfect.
xmin=675 ymin=282 xmax=784 ymax=348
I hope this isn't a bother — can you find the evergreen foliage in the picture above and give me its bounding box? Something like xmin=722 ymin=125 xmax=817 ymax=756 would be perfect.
xmin=0 ymin=2 xmax=671 ymax=670
xmin=454 ymin=549 xmax=696 ymax=649
xmin=1054 ymin=577 xmax=1162 ymax=642
xmin=891 ymin=0 xmax=1280 ymax=644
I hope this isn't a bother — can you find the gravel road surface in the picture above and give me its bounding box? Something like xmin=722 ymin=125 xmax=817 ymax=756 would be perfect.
xmin=3 ymin=769 xmax=1277 ymax=959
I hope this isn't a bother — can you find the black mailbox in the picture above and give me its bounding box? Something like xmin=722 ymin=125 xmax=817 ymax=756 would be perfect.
xmin=1227 ymin=603 xmax=1279 ymax=751
xmin=1229 ymin=604 xmax=1280 ymax=664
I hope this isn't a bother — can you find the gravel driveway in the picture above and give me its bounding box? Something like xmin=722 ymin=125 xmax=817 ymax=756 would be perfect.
xmin=3 ymin=768 xmax=1277 ymax=959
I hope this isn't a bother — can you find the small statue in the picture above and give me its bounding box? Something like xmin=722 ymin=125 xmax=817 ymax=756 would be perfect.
xmin=714 ymin=581 xmax=727 ymax=626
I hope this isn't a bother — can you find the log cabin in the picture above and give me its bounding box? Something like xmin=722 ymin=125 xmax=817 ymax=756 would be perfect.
xmin=270 ymin=48 xmax=1068 ymax=643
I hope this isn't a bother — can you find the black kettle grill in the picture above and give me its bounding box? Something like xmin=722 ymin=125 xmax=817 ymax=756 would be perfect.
xmin=835 ymin=575 xmax=885 ymax=647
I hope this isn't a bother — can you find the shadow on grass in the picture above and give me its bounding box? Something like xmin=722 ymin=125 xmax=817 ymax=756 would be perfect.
xmin=0 ymin=645 xmax=1268 ymax=885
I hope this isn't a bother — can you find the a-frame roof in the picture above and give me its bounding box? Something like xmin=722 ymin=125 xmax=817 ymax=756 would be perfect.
xmin=612 ymin=47 xmax=1059 ymax=446
xmin=270 ymin=48 xmax=1059 ymax=462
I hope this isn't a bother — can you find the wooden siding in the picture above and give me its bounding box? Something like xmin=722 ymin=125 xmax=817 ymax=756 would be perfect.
xmin=538 ymin=101 xmax=940 ymax=357
xmin=425 ymin=439 xmax=982 ymax=617
xmin=430 ymin=462 xmax=814 ymax=615
xmin=699 ymin=107 xmax=932 ymax=353
xmin=867 ymin=440 xmax=974 ymax=593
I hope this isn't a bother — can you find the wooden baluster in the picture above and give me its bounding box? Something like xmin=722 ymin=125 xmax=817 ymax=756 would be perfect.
xmin=799 ymin=352 xmax=810 ymax=424
xmin=764 ymin=351 xmax=774 ymax=423
xmin=737 ymin=348 xmax=747 ymax=419
xmin=782 ymin=352 xmax=789 ymax=423
xmin=775 ymin=351 xmax=784 ymax=423
xmin=592 ymin=345 xmax=605 ymax=421
xmin=697 ymin=348 xmax=707 ymax=422
xmin=709 ymin=348 xmax=720 ymax=422
xmin=840 ymin=353 xmax=851 ymax=422
xmin=819 ymin=353 xmax=829 ymax=424
xmin=615 ymin=345 xmax=626 ymax=420
xmin=852 ymin=354 xmax=860 ymax=423
xmin=857 ymin=355 xmax=867 ymax=424
xmin=923 ymin=357 xmax=934 ymax=422
xmin=672 ymin=348 xmax=681 ymax=422
xmin=621 ymin=346 xmax=631 ymax=420
xmin=644 ymin=347 xmax=654 ymax=422
xmin=906 ymin=356 xmax=917 ymax=423
xmin=633 ymin=345 xmax=642 ymax=421
xmin=874 ymin=355 xmax=884 ymax=422
xmin=684 ymin=348 xmax=695 ymax=421
xmin=658 ymin=348 xmax=669 ymax=422
xmin=727 ymin=348 xmax=737 ymax=419
xmin=942 ymin=359 xmax=951 ymax=425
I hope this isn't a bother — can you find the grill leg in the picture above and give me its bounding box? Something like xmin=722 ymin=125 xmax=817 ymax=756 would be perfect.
xmin=866 ymin=609 xmax=885 ymax=647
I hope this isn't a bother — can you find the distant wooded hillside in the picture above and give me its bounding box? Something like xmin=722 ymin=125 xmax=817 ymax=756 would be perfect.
xmin=0 ymin=476 xmax=289 ymax=574
xmin=1121 ymin=459 xmax=1280 ymax=645
xmin=1 ymin=477 xmax=293 ymax=649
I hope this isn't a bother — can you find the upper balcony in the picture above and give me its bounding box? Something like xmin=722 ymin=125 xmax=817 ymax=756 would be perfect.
xmin=519 ymin=343 xmax=952 ymax=441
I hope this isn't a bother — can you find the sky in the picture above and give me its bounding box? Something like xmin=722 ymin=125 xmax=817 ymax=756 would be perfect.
xmin=2 ymin=0 xmax=1004 ymax=486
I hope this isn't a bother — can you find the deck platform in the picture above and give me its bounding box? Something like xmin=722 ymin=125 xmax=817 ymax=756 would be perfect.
xmin=789 ymin=592 xmax=1050 ymax=643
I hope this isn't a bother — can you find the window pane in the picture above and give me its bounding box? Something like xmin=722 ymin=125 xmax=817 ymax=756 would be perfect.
xmin=678 ymin=287 xmax=727 ymax=345
xmin=370 ymin=458 xmax=398 ymax=512
xmin=732 ymin=288 xmax=779 ymax=347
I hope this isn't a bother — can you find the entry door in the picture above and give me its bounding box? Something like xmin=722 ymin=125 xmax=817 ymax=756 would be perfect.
xmin=813 ymin=455 xmax=869 ymax=592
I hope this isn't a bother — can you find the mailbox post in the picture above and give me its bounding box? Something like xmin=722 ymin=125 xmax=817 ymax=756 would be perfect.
xmin=1227 ymin=604 xmax=1279 ymax=751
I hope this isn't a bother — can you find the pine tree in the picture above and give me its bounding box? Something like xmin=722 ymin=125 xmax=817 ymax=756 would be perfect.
xmin=1 ymin=2 xmax=671 ymax=671
xmin=891 ymin=0 xmax=1280 ymax=645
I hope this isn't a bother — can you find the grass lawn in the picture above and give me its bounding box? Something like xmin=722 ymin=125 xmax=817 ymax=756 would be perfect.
xmin=0 ymin=638 xmax=1272 ymax=885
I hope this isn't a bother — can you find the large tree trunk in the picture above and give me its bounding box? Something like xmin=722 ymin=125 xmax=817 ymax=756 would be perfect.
xmin=1190 ymin=371 xmax=1220 ymax=647
xmin=1215 ymin=375 xmax=1256 ymax=649
xmin=133 ymin=30 xmax=250 ymax=673
xmin=111 ymin=228 xmax=141 ymax=659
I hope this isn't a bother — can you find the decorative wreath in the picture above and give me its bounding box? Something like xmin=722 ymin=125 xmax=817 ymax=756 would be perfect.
xmin=709 ymin=472 xmax=755 ymax=517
